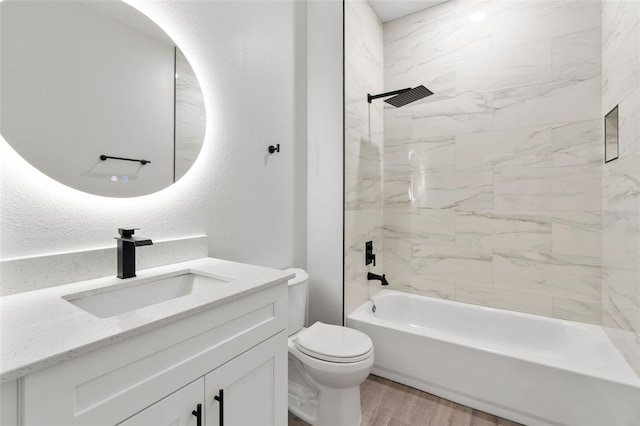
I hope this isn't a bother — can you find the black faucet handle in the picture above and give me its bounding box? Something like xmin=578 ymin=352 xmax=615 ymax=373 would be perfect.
xmin=118 ymin=228 xmax=140 ymax=238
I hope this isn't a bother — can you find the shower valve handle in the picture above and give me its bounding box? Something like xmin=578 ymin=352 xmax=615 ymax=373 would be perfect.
xmin=365 ymin=241 xmax=376 ymax=266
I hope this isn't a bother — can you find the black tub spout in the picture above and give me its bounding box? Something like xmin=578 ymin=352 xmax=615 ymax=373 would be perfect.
xmin=367 ymin=272 xmax=389 ymax=286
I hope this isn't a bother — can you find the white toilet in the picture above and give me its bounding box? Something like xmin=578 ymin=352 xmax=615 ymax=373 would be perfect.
xmin=285 ymin=268 xmax=374 ymax=426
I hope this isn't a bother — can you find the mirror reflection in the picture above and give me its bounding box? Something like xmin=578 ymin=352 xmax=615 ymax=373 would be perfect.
xmin=0 ymin=0 xmax=206 ymax=197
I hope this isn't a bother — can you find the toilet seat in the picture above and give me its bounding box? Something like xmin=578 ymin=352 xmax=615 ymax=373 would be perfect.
xmin=295 ymin=322 xmax=373 ymax=363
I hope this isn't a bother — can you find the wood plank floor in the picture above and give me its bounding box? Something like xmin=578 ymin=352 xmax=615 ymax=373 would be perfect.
xmin=288 ymin=375 xmax=523 ymax=426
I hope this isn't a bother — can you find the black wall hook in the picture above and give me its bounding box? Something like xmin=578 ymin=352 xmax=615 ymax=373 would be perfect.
xmin=268 ymin=144 xmax=280 ymax=154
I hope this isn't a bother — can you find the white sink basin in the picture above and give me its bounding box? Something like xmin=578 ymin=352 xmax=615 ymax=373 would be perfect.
xmin=63 ymin=272 xmax=232 ymax=318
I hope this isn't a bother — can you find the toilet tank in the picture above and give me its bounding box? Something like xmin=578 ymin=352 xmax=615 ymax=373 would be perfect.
xmin=284 ymin=268 xmax=309 ymax=336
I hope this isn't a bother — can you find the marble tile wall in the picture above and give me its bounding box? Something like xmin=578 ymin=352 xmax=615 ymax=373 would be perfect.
xmin=382 ymin=0 xmax=604 ymax=324
xmin=344 ymin=0 xmax=384 ymax=320
xmin=601 ymin=0 xmax=640 ymax=377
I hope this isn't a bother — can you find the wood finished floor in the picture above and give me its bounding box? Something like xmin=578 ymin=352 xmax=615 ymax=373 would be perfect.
xmin=288 ymin=375 xmax=523 ymax=426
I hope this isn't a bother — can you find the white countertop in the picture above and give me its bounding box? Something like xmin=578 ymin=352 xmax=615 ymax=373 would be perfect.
xmin=0 ymin=257 xmax=293 ymax=382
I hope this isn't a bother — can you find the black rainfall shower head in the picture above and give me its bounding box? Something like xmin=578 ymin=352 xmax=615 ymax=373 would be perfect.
xmin=367 ymin=85 xmax=434 ymax=108
xmin=384 ymin=85 xmax=433 ymax=107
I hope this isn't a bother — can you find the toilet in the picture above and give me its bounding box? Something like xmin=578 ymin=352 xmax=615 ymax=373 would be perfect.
xmin=285 ymin=268 xmax=374 ymax=426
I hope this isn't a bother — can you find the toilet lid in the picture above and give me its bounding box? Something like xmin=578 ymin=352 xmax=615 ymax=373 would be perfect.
xmin=295 ymin=322 xmax=373 ymax=363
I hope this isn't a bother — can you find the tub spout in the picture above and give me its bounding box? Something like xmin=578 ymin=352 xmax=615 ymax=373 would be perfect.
xmin=367 ymin=272 xmax=389 ymax=286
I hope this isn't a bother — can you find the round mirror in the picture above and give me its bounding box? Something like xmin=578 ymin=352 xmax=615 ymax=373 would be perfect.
xmin=0 ymin=0 xmax=206 ymax=197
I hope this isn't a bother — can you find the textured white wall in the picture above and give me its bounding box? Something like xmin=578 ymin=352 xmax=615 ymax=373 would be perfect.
xmin=1 ymin=1 xmax=308 ymax=278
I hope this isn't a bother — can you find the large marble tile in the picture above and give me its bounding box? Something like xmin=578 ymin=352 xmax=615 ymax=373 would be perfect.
xmin=385 ymin=208 xmax=455 ymax=247
xmin=345 ymin=0 xmax=383 ymax=86
xmin=412 ymin=90 xmax=494 ymax=138
xmin=382 ymin=235 xmax=411 ymax=285
xmin=345 ymin=96 xmax=367 ymax=136
xmin=551 ymin=28 xmax=601 ymax=81
xmin=494 ymin=166 xmax=602 ymax=211
xmin=602 ymin=293 xmax=640 ymax=376
xmin=383 ymin=0 xmax=455 ymax=48
xmin=493 ymin=251 xmax=601 ymax=303
xmin=402 ymin=276 xmax=456 ymax=300
xmin=383 ymin=108 xmax=412 ymax=146
xmin=552 ymin=211 xmax=602 ymax=258
xmin=602 ymin=208 xmax=639 ymax=269
xmin=602 ymin=0 xmax=640 ymax=62
xmin=602 ymin=20 xmax=640 ymax=114
xmin=384 ymin=36 xmax=411 ymax=79
xmin=603 ymin=326 xmax=640 ymax=376
xmin=604 ymin=153 xmax=640 ymax=212
xmin=603 ymin=264 xmax=640 ymax=314
xmin=493 ymin=0 xmax=600 ymax=51
xmin=455 ymin=125 xmax=552 ymax=171
xmin=411 ymin=1 xmax=493 ymax=68
xmin=344 ymin=58 xmax=383 ymax=111
xmin=455 ymin=284 xmax=553 ymax=317
xmin=455 ymin=210 xmax=552 ymax=252
xmin=601 ymin=318 xmax=640 ymax=377
xmin=384 ymin=171 xmax=411 ymax=207
xmin=385 ymin=136 xmax=455 ymax=174
xmin=551 ymin=119 xmax=603 ymax=167
xmin=619 ymin=84 xmax=640 ymax=157
xmin=552 ymin=298 xmax=602 ymax=325
xmin=345 ymin=128 xmax=383 ymax=210
xmin=409 ymin=170 xmax=493 ymax=210
xmin=413 ymin=244 xmax=493 ymax=287
xmin=456 ymin=39 xmax=552 ymax=93
xmin=493 ymin=74 xmax=601 ymax=130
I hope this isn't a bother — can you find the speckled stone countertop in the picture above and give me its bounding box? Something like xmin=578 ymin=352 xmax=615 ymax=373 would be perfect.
xmin=0 ymin=257 xmax=293 ymax=383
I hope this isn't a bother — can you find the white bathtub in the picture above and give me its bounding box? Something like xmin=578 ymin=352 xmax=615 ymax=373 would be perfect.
xmin=347 ymin=290 xmax=640 ymax=426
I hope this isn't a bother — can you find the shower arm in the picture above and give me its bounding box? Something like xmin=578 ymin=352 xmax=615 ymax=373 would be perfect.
xmin=367 ymin=88 xmax=411 ymax=103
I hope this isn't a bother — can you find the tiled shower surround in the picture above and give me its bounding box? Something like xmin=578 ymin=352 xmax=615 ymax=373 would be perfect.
xmin=601 ymin=1 xmax=640 ymax=376
xmin=381 ymin=0 xmax=604 ymax=323
xmin=345 ymin=0 xmax=638 ymax=375
xmin=346 ymin=0 xmax=605 ymax=322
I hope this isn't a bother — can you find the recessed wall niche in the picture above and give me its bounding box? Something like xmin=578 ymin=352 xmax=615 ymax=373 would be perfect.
xmin=604 ymin=105 xmax=619 ymax=163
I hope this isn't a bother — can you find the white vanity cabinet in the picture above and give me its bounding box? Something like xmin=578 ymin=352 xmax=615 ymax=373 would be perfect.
xmin=19 ymin=283 xmax=287 ymax=426
xmin=204 ymin=332 xmax=284 ymax=426
xmin=119 ymin=378 xmax=204 ymax=426
xmin=119 ymin=334 xmax=286 ymax=426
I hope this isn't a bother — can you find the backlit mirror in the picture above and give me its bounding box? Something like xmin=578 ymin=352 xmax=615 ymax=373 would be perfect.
xmin=0 ymin=0 xmax=206 ymax=197
xmin=604 ymin=105 xmax=619 ymax=163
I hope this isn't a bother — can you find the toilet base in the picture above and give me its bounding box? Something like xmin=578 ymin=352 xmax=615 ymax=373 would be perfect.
xmin=288 ymin=379 xmax=363 ymax=426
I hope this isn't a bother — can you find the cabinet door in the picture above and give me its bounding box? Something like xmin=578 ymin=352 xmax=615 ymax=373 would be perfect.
xmin=205 ymin=332 xmax=287 ymax=426
xmin=118 ymin=378 xmax=203 ymax=426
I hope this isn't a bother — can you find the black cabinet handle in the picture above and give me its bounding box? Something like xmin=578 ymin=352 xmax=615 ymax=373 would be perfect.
xmin=191 ymin=403 xmax=202 ymax=426
xmin=213 ymin=389 xmax=224 ymax=426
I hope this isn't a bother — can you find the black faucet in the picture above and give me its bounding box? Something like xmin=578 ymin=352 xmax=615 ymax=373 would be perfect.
xmin=116 ymin=228 xmax=153 ymax=279
xmin=367 ymin=272 xmax=389 ymax=286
